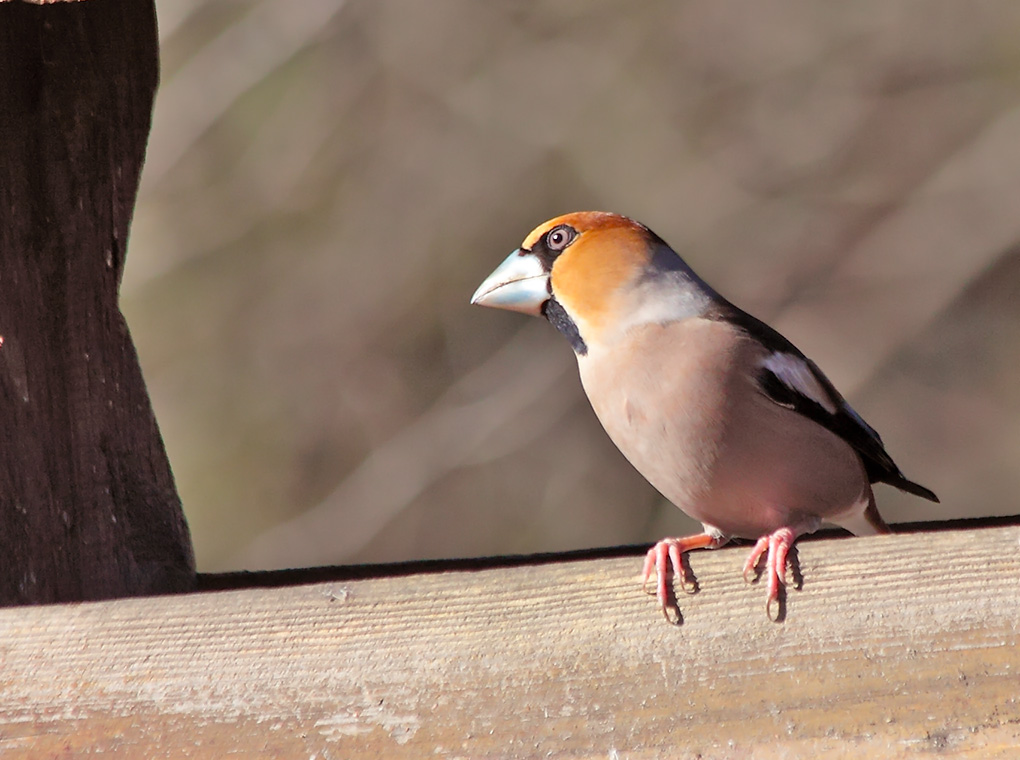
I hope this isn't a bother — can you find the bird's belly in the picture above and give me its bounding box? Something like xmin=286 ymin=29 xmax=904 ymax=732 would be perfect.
xmin=577 ymin=326 xmax=869 ymax=539
xmin=700 ymin=394 xmax=871 ymax=538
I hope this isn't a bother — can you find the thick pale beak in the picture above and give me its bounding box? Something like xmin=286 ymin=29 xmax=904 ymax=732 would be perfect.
xmin=470 ymin=249 xmax=549 ymax=316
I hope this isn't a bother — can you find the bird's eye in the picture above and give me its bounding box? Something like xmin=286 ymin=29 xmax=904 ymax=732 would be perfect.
xmin=546 ymin=225 xmax=576 ymax=252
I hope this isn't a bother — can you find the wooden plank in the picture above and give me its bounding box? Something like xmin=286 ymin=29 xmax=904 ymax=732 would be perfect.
xmin=1 ymin=524 xmax=1018 ymax=758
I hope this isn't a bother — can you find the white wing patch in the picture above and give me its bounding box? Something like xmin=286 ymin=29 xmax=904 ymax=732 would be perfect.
xmin=760 ymin=352 xmax=838 ymax=414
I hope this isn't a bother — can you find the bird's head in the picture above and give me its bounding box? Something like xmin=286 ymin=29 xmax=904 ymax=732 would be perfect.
xmin=471 ymin=211 xmax=715 ymax=354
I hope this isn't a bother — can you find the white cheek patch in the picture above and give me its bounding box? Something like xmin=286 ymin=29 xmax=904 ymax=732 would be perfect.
xmin=760 ymin=352 xmax=838 ymax=415
xmin=615 ymin=275 xmax=713 ymax=335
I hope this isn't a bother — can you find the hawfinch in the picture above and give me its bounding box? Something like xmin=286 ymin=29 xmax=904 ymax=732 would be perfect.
xmin=471 ymin=211 xmax=938 ymax=620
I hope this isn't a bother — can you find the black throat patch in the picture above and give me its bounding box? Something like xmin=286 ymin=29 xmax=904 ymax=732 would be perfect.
xmin=542 ymin=298 xmax=587 ymax=355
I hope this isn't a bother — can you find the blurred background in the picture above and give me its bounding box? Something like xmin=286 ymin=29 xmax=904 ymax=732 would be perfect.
xmin=126 ymin=0 xmax=1020 ymax=573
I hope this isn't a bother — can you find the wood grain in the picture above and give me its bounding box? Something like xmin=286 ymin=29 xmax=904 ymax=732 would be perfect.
xmin=1 ymin=525 xmax=1018 ymax=758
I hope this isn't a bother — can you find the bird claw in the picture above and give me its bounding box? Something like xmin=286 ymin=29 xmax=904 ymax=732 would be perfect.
xmin=643 ymin=529 xmax=798 ymax=621
xmin=742 ymin=528 xmax=796 ymax=620
xmin=661 ymin=602 xmax=682 ymax=625
xmin=766 ymin=594 xmax=782 ymax=622
xmin=642 ymin=533 xmax=717 ymax=621
xmin=741 ymin=536 xmax=770 ymax=583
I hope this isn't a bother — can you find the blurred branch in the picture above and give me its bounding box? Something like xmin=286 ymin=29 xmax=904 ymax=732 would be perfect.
xmin=144 ymin=0 xmax=346 ymax=186
xmin=233 ymin=322 xmax=578 ymax=570
xmin=155 ymin=0 xmax=204 ymax=41
xmin=773 ymin=101 xmax=1020 ymax=397
xmin=124 ymin=69 xmax=354 ymax=295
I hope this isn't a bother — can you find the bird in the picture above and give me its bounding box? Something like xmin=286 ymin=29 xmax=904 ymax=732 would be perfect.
xmin=470 ymin=211 xmax=938 ymax=621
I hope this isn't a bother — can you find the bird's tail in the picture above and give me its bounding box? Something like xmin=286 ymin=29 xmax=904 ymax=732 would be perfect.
xmin=883 ymin=473 xmax=939 ymax=503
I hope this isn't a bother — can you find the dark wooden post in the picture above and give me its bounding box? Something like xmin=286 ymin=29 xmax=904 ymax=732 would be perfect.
xmin=0 ymin=0 xmax=195 ymax=604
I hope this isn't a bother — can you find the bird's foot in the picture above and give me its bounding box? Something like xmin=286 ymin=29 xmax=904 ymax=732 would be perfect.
xmin=741 ymin=527 xmax=797 ymax=620
xmin=642 ymin=533 xmax=722 ymax=623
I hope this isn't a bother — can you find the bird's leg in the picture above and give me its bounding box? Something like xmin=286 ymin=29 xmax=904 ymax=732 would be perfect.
xmin=642 ymin=533 xmax=726 ymax=622
xmin=741 ymin=527 xmax=797 ymax=619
